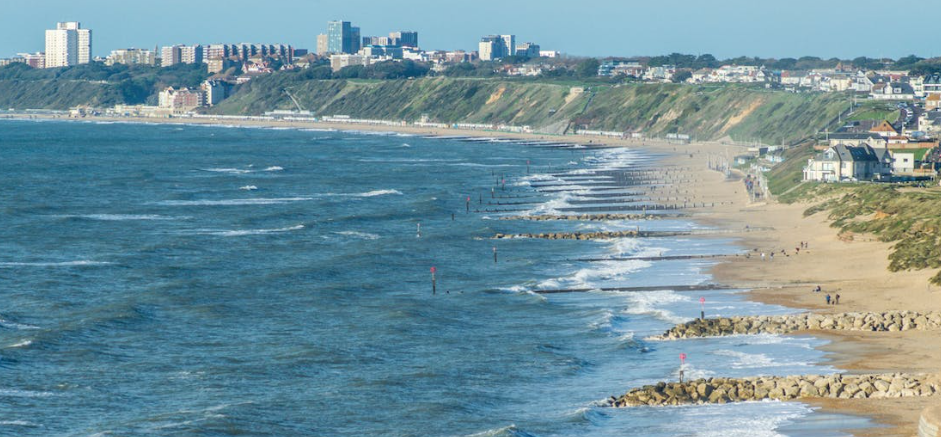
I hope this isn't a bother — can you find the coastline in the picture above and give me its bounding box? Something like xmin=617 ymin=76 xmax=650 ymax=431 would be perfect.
xmin=8 ymin=113 xmax=937 ymax=435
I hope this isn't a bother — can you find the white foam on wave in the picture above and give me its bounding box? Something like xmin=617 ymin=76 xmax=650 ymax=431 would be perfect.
xmin=335 ymin=231 xmax=380 ymax=240
xmin=0 ymin=389 xmax=55 ymax=398
xmin=712 ymin=349 xmax=813 ymax=371
xmin=201 ymin=167 xmax=254 ymax=174
xmin=157 ymin=197 xmax=313 ymax=206
xmin=667 ymin=401 xmax=815 ymax=437
xmin=0 ymin=318 xmax=39 ymax=330
xmin=239 ymin=185 xmax=258 ymax=191
xmin=0 ymin=420 xmax=39 ymax=427
xmin=192 ymin=225 xmax=305 ymax=237
xmin=58 ymin=214 xmax=183 ymax=221
xmin=0 ymin=260 xmax=112 ymax=267
xmin=264 ymin=166 xmax=283 ymax=172
xmin=357 ymin=189 xmax=402 ymax=197
xmin=463 ymin=424 xmax=521 ymax=437
xmin=5 ymin=340 xmax=32 ymax=348
xmin=620 ymin=289 xmax=692 ymax=324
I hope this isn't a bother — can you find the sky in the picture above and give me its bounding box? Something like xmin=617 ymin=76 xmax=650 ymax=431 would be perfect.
xmin=3 ymin=0 xmax=941 ymax=60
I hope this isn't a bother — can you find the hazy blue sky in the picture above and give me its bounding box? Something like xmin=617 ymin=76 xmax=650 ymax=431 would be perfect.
xmin=3 ymin=0 xmax=940 ymax=59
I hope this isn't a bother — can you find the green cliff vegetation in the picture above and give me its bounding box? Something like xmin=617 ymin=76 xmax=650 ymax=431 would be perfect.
xmin=0 ymin=62 xmax=208 ymax=109
xmin=215 ymin=74 xmax=850 ymax=144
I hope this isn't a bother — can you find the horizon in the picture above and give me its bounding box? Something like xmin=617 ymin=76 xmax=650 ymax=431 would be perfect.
xmin=3 ymin=0 xmax=940 ymax=60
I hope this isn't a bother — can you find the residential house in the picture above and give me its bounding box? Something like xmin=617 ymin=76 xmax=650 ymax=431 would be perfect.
xmin=870 ymin=120 xmax=899 ymax=138
xmin=803 ymin=144 xmax=886 ymax=182
xmin=871 ymin=82 xmax=915 ymax=100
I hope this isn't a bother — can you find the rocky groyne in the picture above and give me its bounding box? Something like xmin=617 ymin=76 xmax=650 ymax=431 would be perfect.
xmin=652 ymin=311 xmax=941 ymax=340
xmin=610 ymin=373 xmax=941 ymax=407
xmin=492 ymin=230 xmax=691 ymax=240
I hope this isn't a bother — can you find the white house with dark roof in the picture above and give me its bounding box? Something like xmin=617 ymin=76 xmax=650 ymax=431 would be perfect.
xmin=804 ymin=144 xmax=890 ymax=182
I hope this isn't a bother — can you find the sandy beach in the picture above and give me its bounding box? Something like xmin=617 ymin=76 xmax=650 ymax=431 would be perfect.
xmin=10 ymin=113 xmax=939 ymax=436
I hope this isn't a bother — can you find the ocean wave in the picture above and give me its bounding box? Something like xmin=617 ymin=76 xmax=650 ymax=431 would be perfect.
xmin=199 ymin=165 xmax=283 ymax=174
xmin=335 ymin=231 xmax=380 ymax=240
xmin=621 ymin=289 xmax=692 ymax=324
xmin=0 ymin=317 xmax=39 ymax=330
xmin=0 ymin=420 xmax=39 ymax=427
xmin=0 ymin=260 xmax=112 ymax=267
xmin=358 ymin=189 xmax=402 ymax=197
xmin=239 ymin=185 xmax=258 ymax=191
xmin=5 ymin=339 xmax=32 ymax=348
xmin=464 ymin=424 xmax=537 ymax=437
xmin=264 ymin=166 xmax=283 ymax=172
xmin=0 ymin=389 xmax=56 ymax=398
xmin=57 ymin=214 xmax=184 ymax=221
xmin=157 ymin=197 xmax=313 ymax=206
xmin=711 ymin=350 xmax=813 ymax=371
xmin=191 ymin=225 xmax=305 ymax=237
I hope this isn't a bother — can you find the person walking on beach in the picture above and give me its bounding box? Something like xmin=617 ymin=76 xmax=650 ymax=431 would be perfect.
xmin=825 ymin=294 xmax=831 ymax=305
xmin=769 ymin=252 xmax=774 ymax=262
xmin=835 ymin=294 xmax=840 ymax=304
xmin=814 ymin=285 xmax=821 ymax=293
xmin=761 ymin=252 xmax=766 ymax=261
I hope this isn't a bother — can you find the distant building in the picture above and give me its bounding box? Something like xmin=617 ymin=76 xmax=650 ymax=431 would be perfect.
xmin=804 ymin=144 xmax=891 ymax=182
xmin=479 ymin=35 xmax=507 ymax=61
xmin=516 ymin=42 xmax=540 ymax=58
xmin=158 ymin=87 xmax=204 ymax=111
xmin=539 ymin=50 xmax=560 ymax=58
xmin=361 ymin=45 xmax=403 ymax=59
xmin=161 ymin=45 xmax=203 ymax=67
xmin=329 ymin=54 xmax=374 ymax=72
xmin=202 ymin=80 xmax=226 ymax=106
xmin=501 ymin=35 xmax=516 ymax=57
xmin=389 ymin=31 xmax=418 ymax=48
xmin=327 ymin=21 xmax=360 ymax=54
xmin=44 ymin=21 xmax=92 ymax=68
xmin=316 ymin=34 xmax=329 ymax=56
xmin=18 ymin=52 xmax=46 ymax=69
xmin=105 ymin=48 xmax=155 ymax=66
xmin=206 ymin=57 xmax=233 ymax=74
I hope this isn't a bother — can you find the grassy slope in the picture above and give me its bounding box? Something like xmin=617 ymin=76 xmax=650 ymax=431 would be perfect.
xmin=215 ymin=76 xmax=850 ymax=144
xmin=767 ymin=142 xmax=817 ymax=197
xmin=0 ymin=80 xmax=123 ymax=109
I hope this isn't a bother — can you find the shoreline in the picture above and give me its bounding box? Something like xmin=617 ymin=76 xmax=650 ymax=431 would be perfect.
xmin=6 ymin=113 xmax=933 ymax=435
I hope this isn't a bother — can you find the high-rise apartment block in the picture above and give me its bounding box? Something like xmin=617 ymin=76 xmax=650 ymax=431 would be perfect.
xmin=327 ymin=21 xmax=361 ymax=54
xmin=389 ymin=31 xmax=419 ymax=48
xmin=316 ymin=34 xmax=329 ymax=55
xmin=501 ymin=35 xmax=516 ymax=57
xmin=44 ymin=21 xmax=92 ymax=68
xmin=105 ymin=48 xmax=155 ymax=66
xmin=160 ymin=45 xmax=203 ymax=67
xmin=479 ymin=35 xmax=507 ymax=61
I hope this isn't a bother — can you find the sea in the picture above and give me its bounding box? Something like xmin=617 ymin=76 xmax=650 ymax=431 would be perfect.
xmin=0 ymin=119 xmax=876 ymax=436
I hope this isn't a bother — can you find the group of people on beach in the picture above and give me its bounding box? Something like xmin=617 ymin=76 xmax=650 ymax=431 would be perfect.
xmin=753 ymin=242 xmax=810 ymax=262
xmin=813 ymin=285 xmax=841 ymax=305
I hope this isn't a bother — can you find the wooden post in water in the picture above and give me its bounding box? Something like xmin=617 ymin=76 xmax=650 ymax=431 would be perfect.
xmin=493 ymin=246 xmax=498 ymax=263
xmin=466 ymin=196 xmax=470 ymax=213
xmin=431 ymin=267 xmax=437 ymax=295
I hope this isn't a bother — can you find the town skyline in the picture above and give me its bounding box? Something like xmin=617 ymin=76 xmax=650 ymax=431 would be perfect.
xmin=3 ymin=0 xmax=941 ymax=60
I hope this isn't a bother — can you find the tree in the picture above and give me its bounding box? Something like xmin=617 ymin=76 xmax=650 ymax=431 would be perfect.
xmin=575 ymin=58 xmax=600 ymax=78
xmin=672 ymin=70 xmax=692 ymax=83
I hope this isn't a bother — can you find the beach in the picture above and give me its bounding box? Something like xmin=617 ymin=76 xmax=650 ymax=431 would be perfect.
xmin=6 ymin=113 xmax=939 ymax=435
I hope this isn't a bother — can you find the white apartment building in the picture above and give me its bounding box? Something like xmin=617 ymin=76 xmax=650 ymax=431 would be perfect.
xmin=44 ymin=22 xmax=92 ymax=68
xmin=105 ymin=48 xmax=155 ymax=66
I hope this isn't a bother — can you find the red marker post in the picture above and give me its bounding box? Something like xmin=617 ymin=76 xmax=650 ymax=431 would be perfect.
xmin=466 ymin=196 xmax=471 ymax=213
xmin=679 ymin=353 xmax=687 ymax=383
xmin=493 ymin=246 xmax=497 ymax=263
xmin=431 ymin=266 xmax=437 ymax=295
xmin=699 ymin=297 xmax=706 ymax=321
xmin=501 ymin=178 xmax=506 ymax=191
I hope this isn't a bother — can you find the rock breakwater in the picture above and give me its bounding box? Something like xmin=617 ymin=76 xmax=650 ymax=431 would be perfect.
xmin=493 ymin=230 xmax=691 ymax=240
xmin=652 ymin=311 xmax=941 ymax=339
xmin=610 ymin=373 xmax=941 ymax=407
